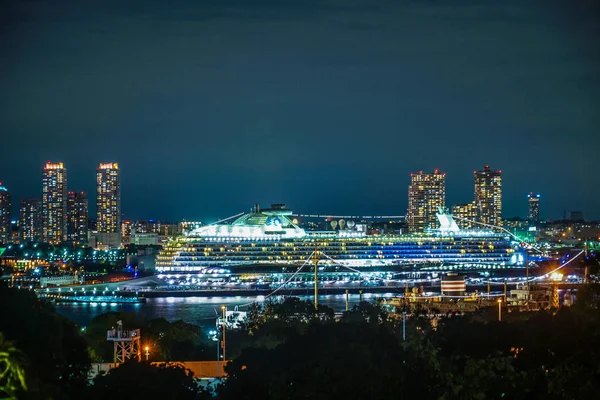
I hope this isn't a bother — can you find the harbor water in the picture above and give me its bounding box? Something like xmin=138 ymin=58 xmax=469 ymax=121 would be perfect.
xmin=54 ymin=292 xmax=397 ymax=332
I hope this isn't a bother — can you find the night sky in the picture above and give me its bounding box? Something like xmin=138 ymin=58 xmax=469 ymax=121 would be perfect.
xmin=1 ymin=0 xmax=599 ymax=222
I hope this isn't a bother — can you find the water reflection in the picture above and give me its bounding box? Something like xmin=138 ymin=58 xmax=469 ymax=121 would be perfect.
xmin=54 ymin=293 xmax=396 ymax=331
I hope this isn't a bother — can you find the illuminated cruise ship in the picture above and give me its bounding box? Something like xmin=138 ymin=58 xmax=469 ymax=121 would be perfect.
xmin=156 ymin=204 xmax=524 ymax=274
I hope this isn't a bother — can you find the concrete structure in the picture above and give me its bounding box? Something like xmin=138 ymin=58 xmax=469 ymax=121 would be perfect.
xmin=96 ymin=163 xmax=121 ymax=234
xmin=0 ymin=183 xmax=11 ymax=244
xmin=89 ymin=361 xmax=228 ymax=380
xmin=474 ymin=165 xmax=502 ymax=227
xmin=40 ymin=274 xmax=82 ymax=287
xmin=42 ymin=162 xmax=68 ymax=243
xmin=88 ymin=231 xmax=121 ymax=249
xmin=19 ymin=198 xmax=42 ymax=242
xmin=131 ymin=232 xmax=159 ymax=246
xmin=407 ymin=170 xmax=446 ymax=233
xmin=67 ymin=191 xmax=88 ymax=245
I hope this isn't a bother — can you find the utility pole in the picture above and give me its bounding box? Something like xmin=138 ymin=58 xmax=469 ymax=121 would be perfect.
xmin=487 ymin=282 xmax=490 ymax=299
xmin=498 ymin=299 xmax=502 ymax=322
xmin=217 ymin=332 xmax=220 ymax=378
xmin=345 ymin=289 xmax=349 ymax=312
xmin=314 ymin=247 xmax=319 ymax=310
xmin=503 ymin=279 xmax=507 ymax=303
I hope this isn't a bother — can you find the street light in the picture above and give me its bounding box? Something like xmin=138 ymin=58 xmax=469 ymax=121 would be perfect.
xmin=221 ymin=306 xmax=227 ymax=362
xmin=145 ymin=346 xmax=149 ymax=361
xmin=497 ymin=298 xmax=503 ymax=322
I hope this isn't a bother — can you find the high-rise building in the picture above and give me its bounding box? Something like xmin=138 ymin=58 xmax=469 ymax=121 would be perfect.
xmin=42 ymin=162 xmax=68 ymax=243
xmin=527 ymin=193 xmax=540 ymax=225
xmin=96 ymin=163 xmax=121 ymax=233
xmin=0 ymin=183 xmax=11 ymax=244
xmin=67 ymin=191 xmax=88 ymax=244
xmin=407 ymin=170 xmax=446 ymax=233
xmin=19 ymin=198 xmax=42 ymax=242
xmin=452 ymin=202 xmax=478 ymax=229
xmin=474 ymin=165 xmax=502 ymax=227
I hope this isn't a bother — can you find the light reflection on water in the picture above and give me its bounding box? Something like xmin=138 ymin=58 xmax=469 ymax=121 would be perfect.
xmin=54 ymin=293 xmax=397 ymax=331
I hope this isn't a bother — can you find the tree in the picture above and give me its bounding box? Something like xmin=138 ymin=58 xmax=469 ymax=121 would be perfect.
xmin=219 ymin=323 xmax=408 ymax=400
xmin=89 ymin=360 xmax=209 ymax=400
xmin=0 ymin=282 xmax=91 ymax=399
xmin=0 ymin=333 xmax=31 ymax=400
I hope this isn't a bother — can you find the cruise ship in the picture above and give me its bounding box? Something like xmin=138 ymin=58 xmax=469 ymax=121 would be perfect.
xmin=156 ymin=204 xmax=525 ymax=274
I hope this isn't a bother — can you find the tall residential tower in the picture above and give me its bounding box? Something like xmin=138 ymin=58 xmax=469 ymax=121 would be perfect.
xmin=0 ymin=183 xmax=11 ymax=244
xmin=42 ymin=162 xmax=68 ymax=243
xmin=67 ymin=191 xmax=88 ymax=244
xmin=96 ymin=163 xmax=121 ymax=234
xmin=474 ymin=165 xmax=502 ymax=227
xmin=407 ymin=170 xmax=446 ymax=233
xmin=527 ymin=193 xmax=540 ymax=225
xmin=19 ymin=198 xmax=42 ymax=242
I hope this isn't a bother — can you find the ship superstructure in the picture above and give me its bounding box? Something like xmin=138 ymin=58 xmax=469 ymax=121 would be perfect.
xmin=156 ymin=204 xmax=523 ymax=273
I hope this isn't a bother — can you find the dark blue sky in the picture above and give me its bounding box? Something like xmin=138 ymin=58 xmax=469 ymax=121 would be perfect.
xmin=1 ymin=0 xmax=599 ymax=222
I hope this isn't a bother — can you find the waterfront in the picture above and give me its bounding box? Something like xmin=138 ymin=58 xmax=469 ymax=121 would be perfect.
xmin=54 ymin=293 xmax=393 ymax=331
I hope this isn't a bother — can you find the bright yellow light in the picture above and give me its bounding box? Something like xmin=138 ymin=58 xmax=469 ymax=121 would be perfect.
xmin=497 ymin=299 xmax=502 ymax=303
xmin=550 ymin=272 xmax=563 ymax=282
xmin=145 ymin=346 xmax=149 ymax=351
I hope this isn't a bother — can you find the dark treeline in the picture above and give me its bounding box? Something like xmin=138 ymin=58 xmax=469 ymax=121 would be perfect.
xmin=1 ymin=281 xmax=600 ymax=399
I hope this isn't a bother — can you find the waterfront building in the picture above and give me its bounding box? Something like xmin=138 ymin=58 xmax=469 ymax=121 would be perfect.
xmin=19 ymin=198 xmax=42 ymax=242
xmin=42 ymin=162 xmax=68 ymax=243
xmin=527 ymin=193 xmax=540 ymax=225
xmin=131 ymin=232 xmax=159 ymax=246
xmin=156 ymin=204 xmax=523 ymax=274
xmin=474 ymin=165 xmax=502 ymax=227
xmin=96 ymin=163 xmax=121 ymax=235
xmin=88 ymin=231 xmax=121 ymax=250
xmin=0 ymin=183 xmax=11 ymax=244
xmin=452 ymin=203 xmax=478 ymax=229
xmin=67 ymin=191 xmax=88 ymax=245
xmin=407 ymin=170 xmax=446 ymax=233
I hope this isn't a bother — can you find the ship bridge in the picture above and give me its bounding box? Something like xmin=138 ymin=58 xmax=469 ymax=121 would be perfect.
xmin=187 ymin=204 xmax=306 ymax=239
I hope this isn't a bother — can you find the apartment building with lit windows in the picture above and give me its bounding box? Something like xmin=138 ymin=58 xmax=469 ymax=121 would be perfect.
xmin=407 ymin=170 xmax=446 ymax=233
xmin=96 ymin=163 xmax=121 ymax=233
xmin=527 ymin=193 xmax=540 ymax=225
xmin=0 ymin=183 xmax=11 ymax=244
xmin=452 ymin=202 xmax=478 ymax=229
xmin=19 ymin=198 xmax=42 ymax=242
xmin=67 ymin=191 xmax=88 ymax=244
xmin=42 ymin=162 xmax=68 ymax=243
xmin=474 ymin=165 xmax=502 ymax=227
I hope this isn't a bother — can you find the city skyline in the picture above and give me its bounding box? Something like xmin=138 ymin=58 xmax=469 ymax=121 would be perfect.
xmin=1 ymin=1 xmax=599 ymax=221
xmin=0 ymin=161 xmax=592 ymax=224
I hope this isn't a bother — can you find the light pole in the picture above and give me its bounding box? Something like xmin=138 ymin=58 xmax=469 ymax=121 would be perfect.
xmin=145 ymin=346 xmax=149 ymax=361
xmin=497 ymin=298 xmax=502 ymax=322
xmin=402 ymin=311 xmax=407 ymax=341
xmin=221 ymin=306 xmax=227 ymax=362
xmin=209 ymin=330 xmax=220 ymax=376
